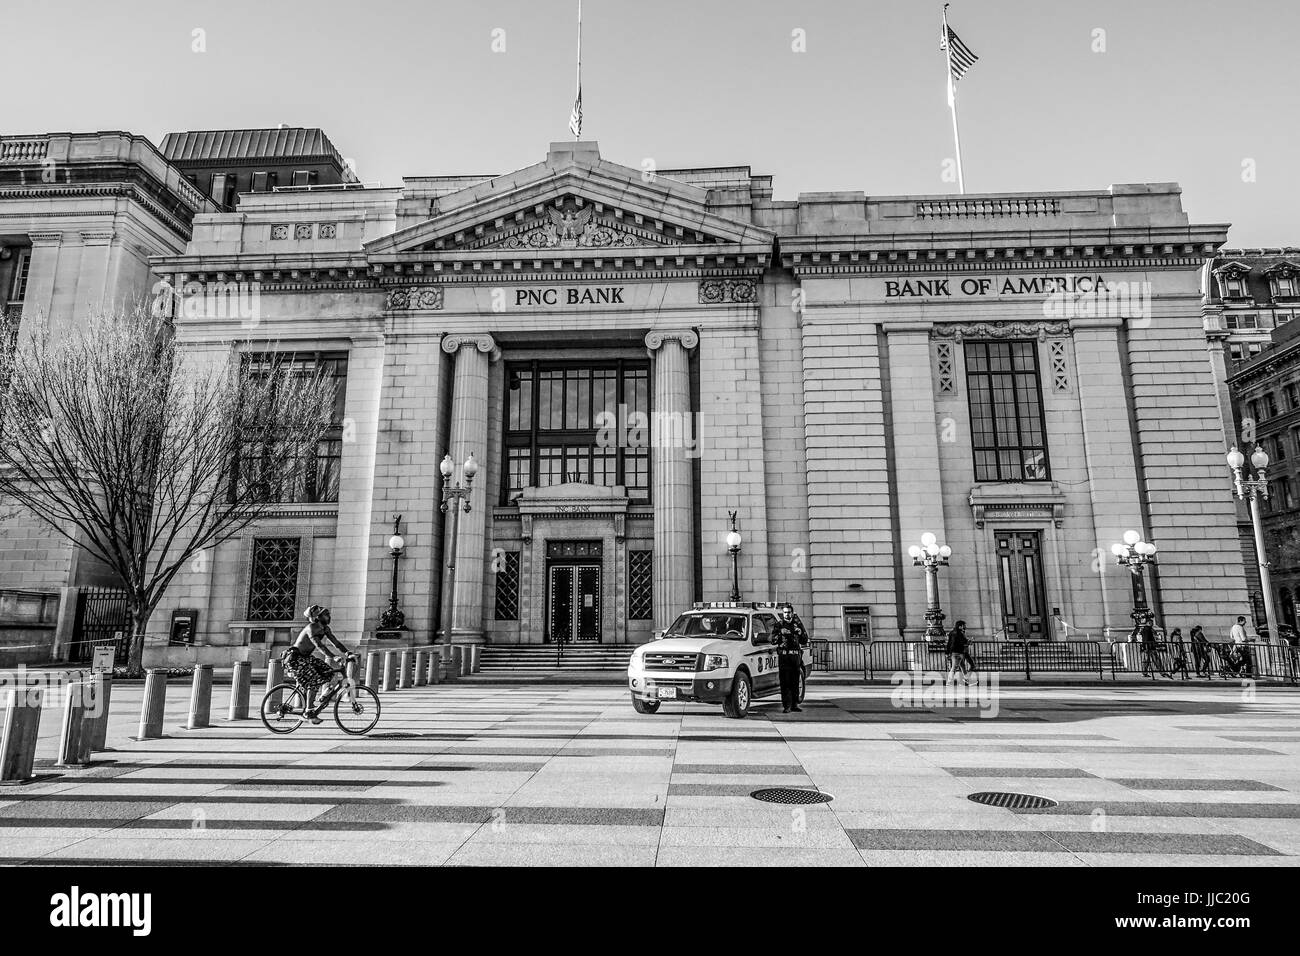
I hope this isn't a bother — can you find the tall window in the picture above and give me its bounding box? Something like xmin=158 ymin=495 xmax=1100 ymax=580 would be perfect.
xmin=628 ymin=550 xmax=653 ymax=620
xmin=965 ymin=340 xmax=1050 ymax=482
xmin=502 ymin=361 xmax=650 ymax=504
xmin=7 ymin=251 xmax=30 ymax=308
xmin=247 ymin=537 xmax=301 ymax=621
xmin=237 ymin=351 xmax=348 ymax=503
xmin=494 ymin=551 xmax=520 ymax=620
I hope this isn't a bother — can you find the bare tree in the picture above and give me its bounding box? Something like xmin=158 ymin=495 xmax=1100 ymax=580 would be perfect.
xmin=0 ymin=307 xmax=336 ymax=676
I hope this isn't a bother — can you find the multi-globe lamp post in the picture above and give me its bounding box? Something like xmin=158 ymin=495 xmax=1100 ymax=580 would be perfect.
xmin=725 ymin=510 xmax=743 ymax=602
xmin=437 ymin=452 xmax=478 ymax=645
xmin=1110 ymin=530 xmax=1157 ymax=627
xmin=377 ymin=514 xmax=407 ymax=632
xmin=1227 ymin=444 xmax=1278 ymax=643
xmin=907 ymin=532 xmax=952 ymax=646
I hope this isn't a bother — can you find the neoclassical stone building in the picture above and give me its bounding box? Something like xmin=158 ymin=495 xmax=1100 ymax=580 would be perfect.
xmin=2 ymin=130 xmax=1252 ymax=662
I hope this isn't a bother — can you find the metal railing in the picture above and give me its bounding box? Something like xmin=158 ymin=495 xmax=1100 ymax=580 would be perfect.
xmin=1112 ymin=639 xmax=1299 ymax=684
xmin=866 ymin=641 xmax=916 ymax=679
xmin=809 ymin=640 xmax=867 ymax=672
xmin=864 ymin=639 xmax=1111 ymax=680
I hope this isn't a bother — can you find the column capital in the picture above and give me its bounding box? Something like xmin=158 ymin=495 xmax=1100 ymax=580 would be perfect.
xmin=644 ymin=328 xmax=698 ymax=352
xmin=27 ymin=231 xmax=63 ymax=246
xmin=441 ymin=332 xmax=496 ymax=356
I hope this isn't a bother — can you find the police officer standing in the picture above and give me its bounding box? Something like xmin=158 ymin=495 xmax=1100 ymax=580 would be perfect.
xmin=771 ymin=604 xmax=806 ymax=713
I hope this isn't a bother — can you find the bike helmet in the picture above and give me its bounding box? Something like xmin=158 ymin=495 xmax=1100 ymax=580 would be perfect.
xmin=304 ymin=604 xmax=328 ymax=621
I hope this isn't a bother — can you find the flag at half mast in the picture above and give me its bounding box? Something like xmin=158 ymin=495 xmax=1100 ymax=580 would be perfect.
xmin=568 ymin=0 xmax=583 ymax=138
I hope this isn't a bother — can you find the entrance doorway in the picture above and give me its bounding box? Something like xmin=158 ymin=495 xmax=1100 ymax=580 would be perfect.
xmin=545 ymin=539 xmax=603 ymax=643
xmin=994 ymin=530 xmax=1049 ymax=639
xmin=549 ymin=565 xmax=601 ymax=642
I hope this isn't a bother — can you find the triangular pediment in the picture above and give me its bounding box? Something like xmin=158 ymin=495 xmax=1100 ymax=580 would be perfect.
xmin=365 ymin=143 xmax=773 ymax=259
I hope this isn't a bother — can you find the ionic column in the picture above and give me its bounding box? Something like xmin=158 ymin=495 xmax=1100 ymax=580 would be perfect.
xmin=441 ymin=333 xmax=497 ymax=643
xmin=645 ymin=329 xmax=698 ymax=630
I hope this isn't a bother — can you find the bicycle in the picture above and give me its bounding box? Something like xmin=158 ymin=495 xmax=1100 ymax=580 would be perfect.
xmin=259 ymin=653 xmax=381 ymax=735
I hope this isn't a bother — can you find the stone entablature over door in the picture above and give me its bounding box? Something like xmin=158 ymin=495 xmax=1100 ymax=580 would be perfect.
xmin=515 ymin=483 xmax=629 ymax=644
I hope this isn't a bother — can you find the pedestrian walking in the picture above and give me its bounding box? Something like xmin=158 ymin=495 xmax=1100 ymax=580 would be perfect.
xmin=1230 ymin=616 xmax=1254 ymax=676
xmin=1189 ymin=624 xmax=1212 ymax=677
xmin=1167 ymin=627 xmax=1188 ymax=678
xmin=945 ymin=620 xmax=972 ymax=684
xmin=771 ymin=604 xmax=805 ymax=713
xmin=1139 ymin=619 xmax=1160 ymax=677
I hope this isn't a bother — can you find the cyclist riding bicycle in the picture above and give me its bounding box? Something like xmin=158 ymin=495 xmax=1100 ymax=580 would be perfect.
xmin=284 ymin=604 xmax=351 ymax=724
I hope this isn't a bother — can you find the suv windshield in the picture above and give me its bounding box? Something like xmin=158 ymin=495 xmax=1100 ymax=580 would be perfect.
xmin=663 ymin=613 xmax=748 ymax=640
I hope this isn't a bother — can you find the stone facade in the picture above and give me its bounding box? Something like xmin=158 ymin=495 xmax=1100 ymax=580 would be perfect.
xmin=0 ymin=134 xmax=1256 ymax=662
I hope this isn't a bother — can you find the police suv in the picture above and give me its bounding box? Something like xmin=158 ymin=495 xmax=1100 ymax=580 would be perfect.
xmin=626 ymin=602 xmax=811 ymax=718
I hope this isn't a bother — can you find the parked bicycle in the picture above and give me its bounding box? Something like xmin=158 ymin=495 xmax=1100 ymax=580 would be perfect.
xmin=259 ymin=652 xmax=381 ymax=735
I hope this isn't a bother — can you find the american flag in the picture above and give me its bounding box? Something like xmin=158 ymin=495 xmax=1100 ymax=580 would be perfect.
xmin=941 ymin=22 xmax=978 ymax=83
xmin=569 ymin=87 xmax=583 ymax=139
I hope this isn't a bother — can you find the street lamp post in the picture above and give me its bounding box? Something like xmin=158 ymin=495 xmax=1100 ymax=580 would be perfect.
xmin=1227 ymin=445 xmax=1278 ymax=644
xmin=726 ymin=510 xmax=743 ymax=602
xmin=437 ymin=452 xmax=478 ymax=645
xmin=378 ymin=514 xmax=407 ymax=631
xmin=1110 ymin=529 xmax=1158 ymax=629
xmin=907 ymin=532 xmax=952 ymax=646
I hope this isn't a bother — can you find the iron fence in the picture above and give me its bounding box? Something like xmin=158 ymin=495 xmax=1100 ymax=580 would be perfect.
xmin=1112 ymin=639 xmax=1299 ymax=684
xmin=66 ymin=588 xmax=131 ymax=665
xmin=864 ymin=639 xmax=1111 ymax=680
xmin=809 ymin=640 xmax=867 ymax=672
xmin=866 ymin=641 xmax=915 ymax=679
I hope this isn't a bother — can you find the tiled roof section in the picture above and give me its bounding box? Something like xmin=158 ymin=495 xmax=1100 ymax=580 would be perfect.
xmin=159 ymin=128 xmax=346 ymax=167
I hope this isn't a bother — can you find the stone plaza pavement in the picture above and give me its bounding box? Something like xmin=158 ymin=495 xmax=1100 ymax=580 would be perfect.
xmin=2 ymin=678 xmax=1300 ymax=866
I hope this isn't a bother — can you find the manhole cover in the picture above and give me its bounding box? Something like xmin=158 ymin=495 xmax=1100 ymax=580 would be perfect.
xmin=367 ymin=732 xmax=421 ymax=739
xmin=967 ymin=791 xmax=1058 ymax=810
xmin=750 ymin=787 xmax=834 ymax=805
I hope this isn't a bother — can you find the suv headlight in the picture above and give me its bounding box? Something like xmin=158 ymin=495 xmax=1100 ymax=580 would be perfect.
xmin=703 ymin=654 xmax=729 ymax=671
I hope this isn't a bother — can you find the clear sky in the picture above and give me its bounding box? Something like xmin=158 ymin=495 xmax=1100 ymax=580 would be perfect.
xmin=7 ymin=0 xmax=1297 ymax=245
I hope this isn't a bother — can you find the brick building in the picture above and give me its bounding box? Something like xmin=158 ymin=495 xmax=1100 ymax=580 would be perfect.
xmin=1204 ymin=249 xmax=1300 ymax=631
xmin=2 ymin=131 xmax=1252 ymax=664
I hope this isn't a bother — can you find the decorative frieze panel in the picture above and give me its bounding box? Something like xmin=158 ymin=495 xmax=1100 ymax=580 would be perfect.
xmin=934 ymin=341 xmax=956 ymax=395
xmin=463 ymin=198 xmax=714 ymax=252
xmin=386 ymin=286 xmax=444 ymax=310
xmin=931 ymin=321 xmax=1070 ymax=341
xmin=698 ymin=278 xmax=757 ymax=304
xmin=1049 ymin=339 xmax=1070 ymax=392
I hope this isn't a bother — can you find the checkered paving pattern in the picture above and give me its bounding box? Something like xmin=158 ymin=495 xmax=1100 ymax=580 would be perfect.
xmin=2 ymin=682 xmax=1300 ymax=866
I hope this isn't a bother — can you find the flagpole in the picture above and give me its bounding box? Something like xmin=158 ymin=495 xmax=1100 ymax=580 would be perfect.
xmin=943 ymin=4 xmax=966 ymax=194
xmin=573 ymin=0 xmax=583 ymax=140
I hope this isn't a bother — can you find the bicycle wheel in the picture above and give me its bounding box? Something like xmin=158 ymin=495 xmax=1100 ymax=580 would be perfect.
xmin=260 ymin=683 xmax=308 ymax=734
xmin=334 ymin=684 xmax=381 ymax=735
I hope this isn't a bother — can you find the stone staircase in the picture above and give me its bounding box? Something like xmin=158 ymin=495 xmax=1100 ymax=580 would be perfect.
xmin=478 ymin=644 xmax=634 ymax=671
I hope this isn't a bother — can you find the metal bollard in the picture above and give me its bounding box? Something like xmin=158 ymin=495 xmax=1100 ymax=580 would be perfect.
xmin=382 ymin=651 xmax=397 ymax=692
xmin=469 ymin=646 xmax=482 ymax=674
xmin=56 ymin=681 xmax=93 ymax=767
xmin=428 ymin=650 xmax=442 ymax=685
xmin=365 ymin=651 xmax=381 ymax=688
xmin=414 ymin=650 xmax=428 ymax=687
xmin=265 ymin=657 xmax=285 ymax=708
xmin=87 ymin=674 xmax=113 ymax=751
xmin=0 ymin=685 xmax=45 ymax=782
xmin=137 ymin=669 xmax=168 ymax=740
xmin=459 ymin=645 xmax=473 ymax=677
xmin=228 ymin=661 xmax=251 ymax=721
xmin=444 ymin=647 xmax=460 ymax=682
xmin=398 ymin=650 xmax=413 ymax=689
xmin=187 ymin=664 xmax=214 ymax=730
xmin=346 ymin=656 xmax=359 ymax=682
